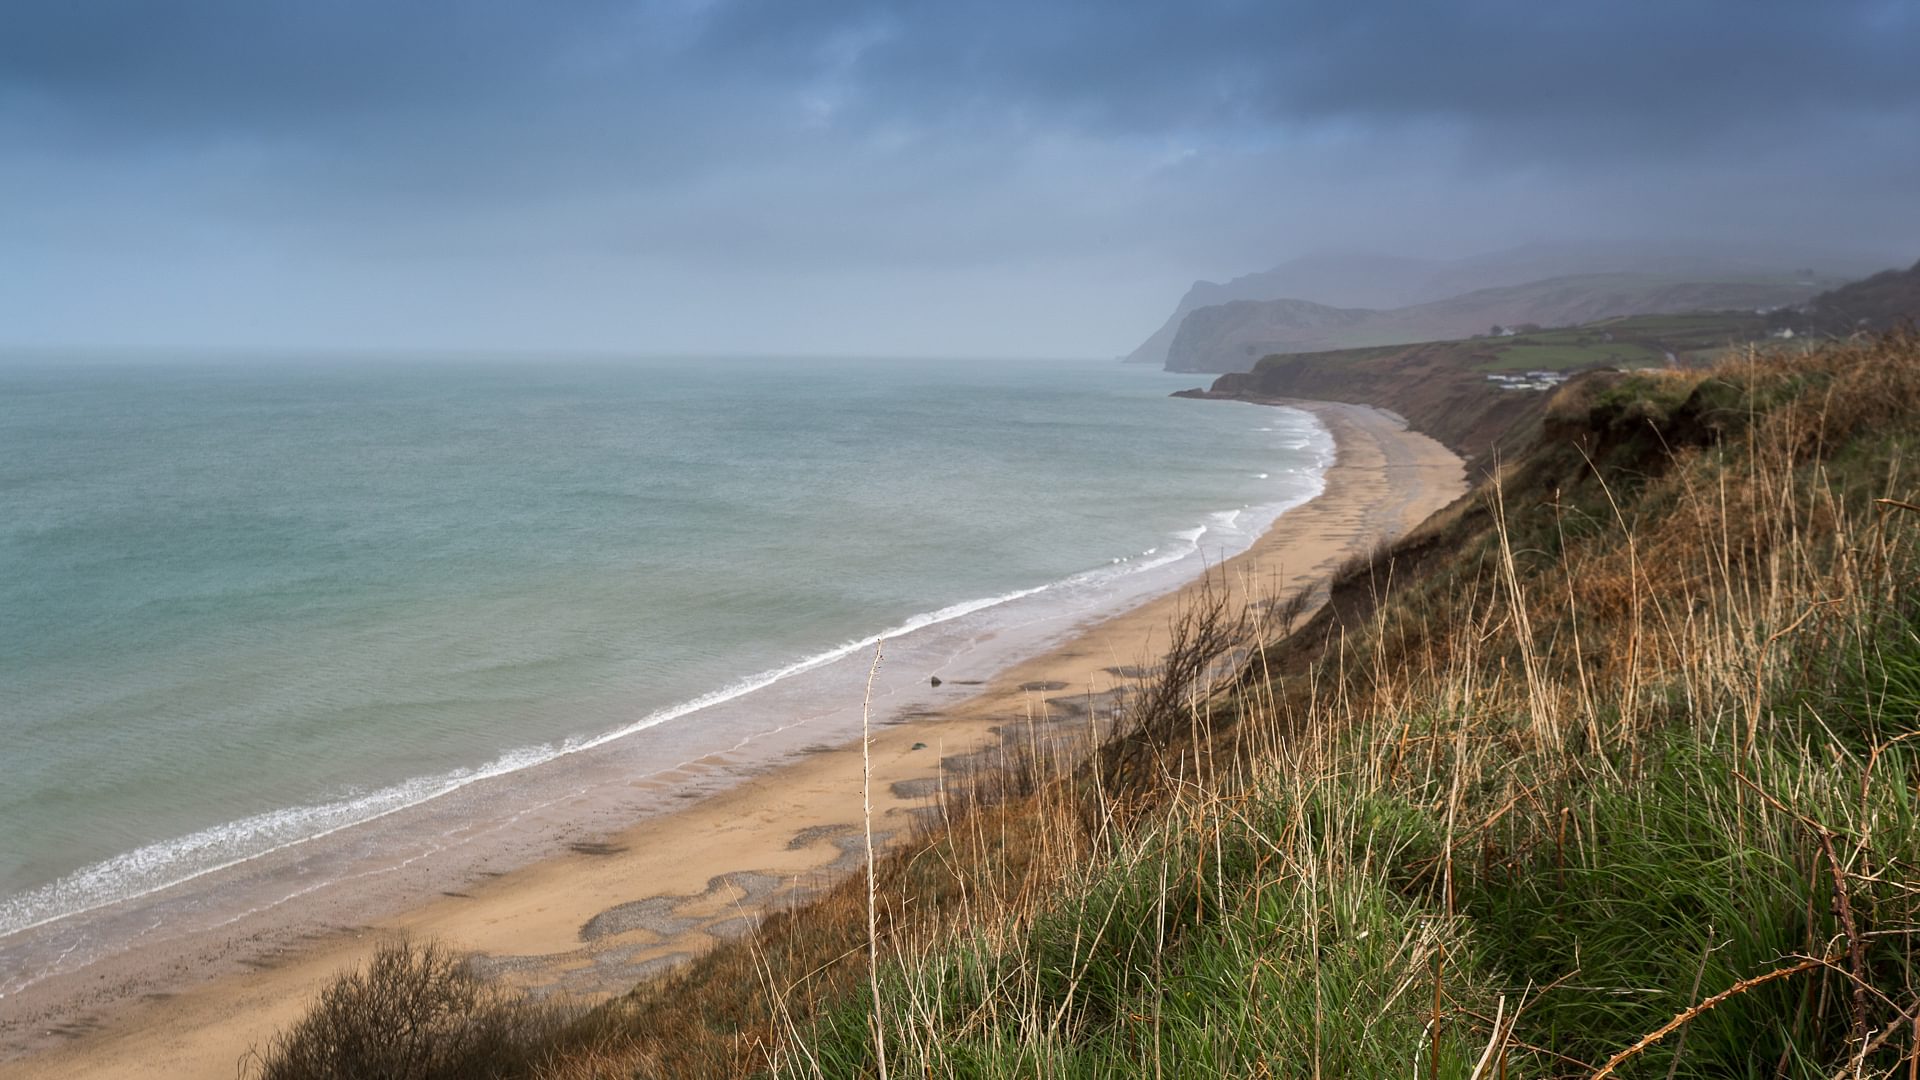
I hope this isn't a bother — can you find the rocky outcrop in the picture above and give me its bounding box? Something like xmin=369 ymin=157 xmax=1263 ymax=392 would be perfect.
xmin=1163 ymin=298 xmax=1379 ymax=371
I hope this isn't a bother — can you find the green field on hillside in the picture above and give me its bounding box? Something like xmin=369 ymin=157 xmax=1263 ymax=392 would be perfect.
xmin=1474 ymin=340 xmax=1665 ymax=371
xmin=1473 ymin=311 xmax=1769 ymax=370
xmin=1250 ymin=310 xmax=1777 ymax=377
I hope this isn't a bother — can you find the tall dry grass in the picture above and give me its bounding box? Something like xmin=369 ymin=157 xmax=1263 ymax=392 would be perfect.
xmin=777 ymin=333 xmax=1920 ymax=1077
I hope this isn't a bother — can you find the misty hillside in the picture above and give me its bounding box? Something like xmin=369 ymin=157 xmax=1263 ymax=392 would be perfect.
xmin=1778 ymin=257 xmax=1920 ymax=334
xmin=1122 ymin=254 xmax=1446 ymax=366
xmin=1163 ymin=272 xmax=1825 ymax=373
xmin=1121 ymin=244 xmax=1870 ymax=367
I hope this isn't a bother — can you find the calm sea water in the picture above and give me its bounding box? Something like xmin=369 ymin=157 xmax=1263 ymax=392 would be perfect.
xmin=0 ymin=354 xmax=1329 ymax=951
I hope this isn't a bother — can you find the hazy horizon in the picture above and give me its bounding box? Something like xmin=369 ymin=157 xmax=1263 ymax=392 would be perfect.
xmin=5 ymin=1 xmax=1916 ymax=358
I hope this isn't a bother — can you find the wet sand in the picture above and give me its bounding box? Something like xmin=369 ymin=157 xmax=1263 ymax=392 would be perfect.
xmin=0 ymin=400 xmax=1464 ymax=1079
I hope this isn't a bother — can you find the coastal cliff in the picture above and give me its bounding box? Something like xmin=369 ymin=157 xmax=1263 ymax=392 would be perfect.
xmin=1126 ymin=245 xmax=1873 ymax=370
xmin=1176 ymin=339 xmax=1549 ymax=470
xmin=1163 ymin=272 xmax=1826 ymax=373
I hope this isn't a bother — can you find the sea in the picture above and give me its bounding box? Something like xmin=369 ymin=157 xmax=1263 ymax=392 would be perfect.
xmin=0 ymin=352 xmax=1331 ymax=994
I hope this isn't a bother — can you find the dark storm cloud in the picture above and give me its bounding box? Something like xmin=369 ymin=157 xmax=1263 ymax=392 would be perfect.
xmin=0 ymin=2 xmax=610 ymax=137
xmin=11 ymin=2 xmax=1915 ymax=151
xmin=832 ymin=0 xmax=1920 ymax=140
xmin=1 ymin=1 xmax=1915 ymax=355
xmin=679 ymin=0 xmax=1907 ymax=144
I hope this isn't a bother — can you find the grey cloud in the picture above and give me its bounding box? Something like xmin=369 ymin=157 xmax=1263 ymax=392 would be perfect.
xmin=1 ymin=1 xmax=1915 ymax=356
xmin=15 ymin=1 xmax=1915 ymax=157
xmin=1 ymin=3 xmax=608 ymax=138
xmin=690 ymin=0 xmax=1920 ymax=150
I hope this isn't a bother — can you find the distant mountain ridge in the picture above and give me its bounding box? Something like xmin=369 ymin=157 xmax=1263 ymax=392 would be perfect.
xmin=1162 ymin=273 xmax=1829 ymax=374
xmin=1125 ymin=251 xmax=1511 ymax=367
xmin=1126 ymin=243 xmax=1878 ymax=368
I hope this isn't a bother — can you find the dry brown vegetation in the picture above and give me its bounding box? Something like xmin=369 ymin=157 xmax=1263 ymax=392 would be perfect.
xmin=243 ymin=940 xmax=569 ymax=1080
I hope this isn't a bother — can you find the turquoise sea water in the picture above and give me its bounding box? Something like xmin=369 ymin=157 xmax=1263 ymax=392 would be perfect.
xmin=0 ymin=354 xmax=1329 ymax=962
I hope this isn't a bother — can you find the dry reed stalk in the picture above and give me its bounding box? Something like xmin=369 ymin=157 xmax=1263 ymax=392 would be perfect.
xmin=1878 ymin=498 xmax=1920 ymax=517
xmin=1817 ymin=826 xmax=1872 ymax=1047
xmin=858 ymin=641 xmax=889 ymax=1080
xmin=1588 ymin=959 xmax=1821 ymax=1080
xmin=1467 ymin=995 xmax=1509 ymax=1080
xmin=1491 ymin=476 xmax=1560 ymax=756
xmin=1909 ymin=1013 xmax=1918 ymax=1080
xmin=1665 ymin=928 xmax=1719 ymax=1080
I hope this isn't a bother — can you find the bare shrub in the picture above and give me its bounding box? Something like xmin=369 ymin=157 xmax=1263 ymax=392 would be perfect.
xmin=245 ymin=939 xmax=568 ymax=1080
xmin=1098 ymin=577 xmax=1252 ymax=795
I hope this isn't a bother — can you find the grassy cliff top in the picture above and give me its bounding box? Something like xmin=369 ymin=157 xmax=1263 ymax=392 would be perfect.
xmin=1249 ymin=309 xmax=1774 ymax=375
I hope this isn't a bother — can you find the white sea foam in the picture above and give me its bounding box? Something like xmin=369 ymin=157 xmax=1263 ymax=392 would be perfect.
xmin=0 ymin=512 xmax=1234 ymax=941
xmin=0 ymin=580 xmax=1057 ymax=940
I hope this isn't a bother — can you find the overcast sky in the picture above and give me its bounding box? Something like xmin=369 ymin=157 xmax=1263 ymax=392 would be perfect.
xmin=4 ymin=1 xmax=1917 ymax=357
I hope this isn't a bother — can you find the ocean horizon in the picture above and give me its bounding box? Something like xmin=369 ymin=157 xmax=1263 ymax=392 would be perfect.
xmin=0 ymin=352 xmax=1331 ymax=988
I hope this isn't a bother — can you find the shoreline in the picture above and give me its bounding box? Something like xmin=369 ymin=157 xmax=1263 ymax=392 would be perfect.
xmin=0 ymin=400 xmax=1465 ymax=1080
xmin=1 ymin=382 xmax=1327 ymax=962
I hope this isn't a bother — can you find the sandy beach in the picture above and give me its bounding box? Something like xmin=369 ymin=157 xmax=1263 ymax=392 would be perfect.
xmin=0 ymin=400 xmax=1463 ymax=1080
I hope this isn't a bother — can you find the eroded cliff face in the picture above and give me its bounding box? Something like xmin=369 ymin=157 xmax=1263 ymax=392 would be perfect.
xmin=1163 ymin=298 xmax=1377 ymax=372
xmin=1178 ymin=341 xmax=1547 ymax=474
xmin=1123 ymin=271 xmax=1369 ymax=366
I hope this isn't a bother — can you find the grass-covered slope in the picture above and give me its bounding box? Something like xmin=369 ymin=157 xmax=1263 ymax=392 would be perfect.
xmin=1185 ymin=310 xmax=1781 ymax=471
xmin=1472 ymin=311 xmax=1770 ymax=370
xmin=255 ymin=333 xmax=1920 ymax=1079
